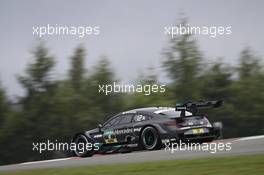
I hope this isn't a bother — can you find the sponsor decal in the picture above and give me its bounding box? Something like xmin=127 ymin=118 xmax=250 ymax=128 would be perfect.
xmin=93 ymin=134 xmax=102 ymax=138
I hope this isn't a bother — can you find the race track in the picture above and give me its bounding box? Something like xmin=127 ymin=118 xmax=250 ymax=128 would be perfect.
xmin=0 ymin=135 xmax=264 ymax=172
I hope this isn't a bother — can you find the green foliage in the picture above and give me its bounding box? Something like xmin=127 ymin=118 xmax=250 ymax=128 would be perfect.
xmin=69 ymin=45 xmax=86 ymax=92
xmin=126 ymin=67 xmax=172 ymax=108
xmin=200 ymin=62 xmax=232 ymax=100
xmin=1 ymin=25 xmax=264 ymax=165
xmin=1 ymin=154 xmax=263 ymax=175
xmin=238 ymin=47 xmax=262 ymax=80
xmin=163 ymin=24 xmax=203 ymax=101
xmin=87 ymin=56 xmax=125 ymax=120
xmin=17 ymin=42 xmax=55 ymax=96
xmin=0 ymin=84 xmax=9 ymax=128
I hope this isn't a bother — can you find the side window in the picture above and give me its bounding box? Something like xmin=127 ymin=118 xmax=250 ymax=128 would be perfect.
xmin=133 ymin=114 xmax=151 ymax=122
xmin=118 ymin=114 xmax=133 ymax=125
xmin=103 ymin=116 xmax=122 ymax=128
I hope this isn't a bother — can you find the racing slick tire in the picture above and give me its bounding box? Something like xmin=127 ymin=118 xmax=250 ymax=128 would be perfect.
xmin=72 ymin=134 xmax=94 ymax=157
xmin=140 ymin=126 xmax=161 ymax=150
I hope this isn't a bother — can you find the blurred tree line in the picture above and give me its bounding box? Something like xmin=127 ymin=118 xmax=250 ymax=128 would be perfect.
xmin=0 ymin=26 xmax=264 ymax=165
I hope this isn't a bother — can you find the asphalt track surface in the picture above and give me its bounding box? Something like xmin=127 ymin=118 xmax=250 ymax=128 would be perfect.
xmin=0 ymin=135 xmax=264 ymax=172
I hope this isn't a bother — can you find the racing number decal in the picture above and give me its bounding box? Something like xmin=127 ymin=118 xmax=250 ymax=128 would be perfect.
xmin=103 ymin=130 xmax=118 ymax=144
xmin=134 ymin=115 xmax=146 ymax=122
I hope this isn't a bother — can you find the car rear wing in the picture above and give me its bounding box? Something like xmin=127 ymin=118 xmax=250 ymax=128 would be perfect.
xmin=175 ymin=100 xmax=223 ymax=116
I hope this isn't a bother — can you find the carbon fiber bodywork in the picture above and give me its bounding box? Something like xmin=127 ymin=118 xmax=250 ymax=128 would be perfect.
xmin=72 ymin=104 xmax=222 ymax=156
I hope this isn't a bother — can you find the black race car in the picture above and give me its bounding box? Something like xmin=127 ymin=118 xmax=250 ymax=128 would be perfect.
xmin=71 ymin=100 xmax=223 ymax=157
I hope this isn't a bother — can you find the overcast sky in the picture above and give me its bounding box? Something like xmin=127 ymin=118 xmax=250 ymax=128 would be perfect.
xmin=0 ymin=0 xmax=263 ymax=98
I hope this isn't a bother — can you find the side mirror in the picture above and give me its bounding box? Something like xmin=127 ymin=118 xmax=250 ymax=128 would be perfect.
xmin=98 ymin=124 xmax=102 ymax=132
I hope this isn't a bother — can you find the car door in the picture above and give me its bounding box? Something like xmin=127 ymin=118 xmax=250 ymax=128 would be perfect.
xmin=131 ymin=114 xmax=152 ymax=139
xmin=113 ymin=114 xmax=134 ymax=143
xmin=102 ymin=115 xmax=122 ymax=144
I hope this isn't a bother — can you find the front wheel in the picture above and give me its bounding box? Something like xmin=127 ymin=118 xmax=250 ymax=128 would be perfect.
xmin=140 ymin=126 xmax=160 ymax=150
xmin=72 ymin=134 xmax=94 ymax=157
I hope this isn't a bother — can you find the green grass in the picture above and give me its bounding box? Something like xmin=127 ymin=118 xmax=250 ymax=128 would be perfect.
xmin=1 ymin=154 xmax=264 ymax=175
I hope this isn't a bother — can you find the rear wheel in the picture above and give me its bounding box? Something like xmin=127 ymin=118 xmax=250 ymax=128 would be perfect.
xmin=72 ymin=134 xmax=94 ymax=157
xmin=140 ymin=127 xmax=160 ymax=150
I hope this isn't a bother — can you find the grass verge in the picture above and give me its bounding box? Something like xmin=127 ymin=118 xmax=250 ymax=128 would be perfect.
xmin=1 ymin=154 xmax=264 ymax=175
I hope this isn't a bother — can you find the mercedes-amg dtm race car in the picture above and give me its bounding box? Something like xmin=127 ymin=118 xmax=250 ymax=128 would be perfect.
xmin=71 ymin=100 xmax=223 ymax=157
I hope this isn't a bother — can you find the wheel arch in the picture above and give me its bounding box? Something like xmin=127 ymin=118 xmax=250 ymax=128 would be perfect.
xmin=139 ymin=124 xmax=162 ymax=150
xmin=139 ymin=124 xmax=161 ymax=141
xmin=71 ymin=131 xmax=91 ymax=143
